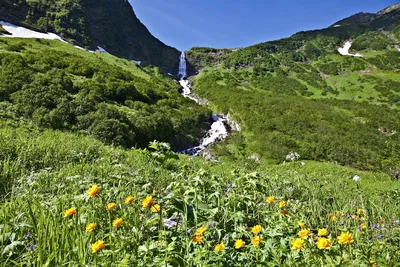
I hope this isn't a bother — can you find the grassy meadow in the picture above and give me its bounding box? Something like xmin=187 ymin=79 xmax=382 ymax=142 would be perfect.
xmin=1 ymin=124 xmax=399 ymax=266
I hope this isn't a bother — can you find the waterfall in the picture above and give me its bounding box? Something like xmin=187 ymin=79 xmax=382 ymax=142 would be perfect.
xmin=178 ymin=51 xmax=187 ymax=79
xmin=178 ymin=51 xmax=229 ymax=156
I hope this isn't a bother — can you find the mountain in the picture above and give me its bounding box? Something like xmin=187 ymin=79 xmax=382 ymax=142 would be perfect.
xmin=0 ymin=0 xmax=180 ymax=73
xmin=185 ymin=4 xmax=400 ymax=173
xmin=332 ymin=3 xmax=400 ymax=28
xmin=2 ymin=3 xmax=400 ymax=266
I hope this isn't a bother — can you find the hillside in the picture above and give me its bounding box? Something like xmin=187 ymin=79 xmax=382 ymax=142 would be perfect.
xmin=186 ymin=5 xmax=400 ymax=173
xmin=0 ymin=38 xmax=211 ymax=150
xmin=0 ymin=0 xmax=180 ymax=73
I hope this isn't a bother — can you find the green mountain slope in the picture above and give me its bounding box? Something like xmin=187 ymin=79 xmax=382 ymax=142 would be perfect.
xmin=186 ymin=5 xmax=400 ymax=173
xmin=0 ymin=38 xmax=211 ymax=150
xmin=0 ymin=0 xmax=180 ymax=73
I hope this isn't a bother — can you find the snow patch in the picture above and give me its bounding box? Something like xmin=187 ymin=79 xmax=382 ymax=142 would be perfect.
xmin=74 ymin=45 xmax=85 ymax=50
xmin=131 ymin=60 xmax=141 ymax=65
xmin=333 ymin=25 xmax=341 ymax=28
xmin=0 ymin=21 xmax=66 ymax=43
xmin=338 ymin=41 xmax=363 ymax=57
xmin=96 ymin=46 xmax=107 ymax=53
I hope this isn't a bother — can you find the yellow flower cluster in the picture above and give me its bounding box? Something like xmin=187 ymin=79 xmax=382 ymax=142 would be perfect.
xmin=251 ymin=225 xmax=263 ymax=246
xmin=292 ymin=228 xmax=354 ymax=251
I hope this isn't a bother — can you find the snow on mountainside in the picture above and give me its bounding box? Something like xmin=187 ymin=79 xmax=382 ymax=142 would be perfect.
xmin=0 ymin=21 xmax=66 ymax=42
xmin=0 ymin=20 xmax=110 ymax=53
xmin=338 ymin=41 xmax=363 ymax=57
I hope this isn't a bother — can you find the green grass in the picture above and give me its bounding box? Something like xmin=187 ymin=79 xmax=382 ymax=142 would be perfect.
xmin=0 ymin=124 xmax=399 ymax=266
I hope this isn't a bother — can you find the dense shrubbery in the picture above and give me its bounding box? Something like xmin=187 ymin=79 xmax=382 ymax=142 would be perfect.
xmin=0 ymin=39 xmax=210 ymax=150
xmin=351 ymin=32 xmax=393 ymax=51
xmin=192 ymin=68 xmax=400 ymax=172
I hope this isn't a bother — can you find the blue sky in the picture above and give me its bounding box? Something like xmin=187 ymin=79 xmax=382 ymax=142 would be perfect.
xmin=129 ymin=0 xmax=398 ymax=51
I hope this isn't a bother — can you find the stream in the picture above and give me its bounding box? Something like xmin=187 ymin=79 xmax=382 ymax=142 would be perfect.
xmin=178 ymin=52 xmax=229 ymax=156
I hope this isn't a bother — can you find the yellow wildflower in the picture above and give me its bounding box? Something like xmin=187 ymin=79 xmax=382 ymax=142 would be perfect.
xmin=196 ymin=225 xmax=208 ymax=235
xmin=331 ymin=215 xmax=337 ymax=222
xmin=112 ymin=218 xmax=124 ymax=227
xmin=91 ymin=240 xmax=105 ymax=253
xmin=337 ymin=232 xmax=353 ymax=245
xmin=360 ymin=223 xmax=367 ymax=230
xmin=357 ymin=209 xmax=364 ymax=215
xmin=370 ymin=259 xmax=377 ymax=267
xmin=215 ymin=243 xmax=224 ymax=251
xmin=124 ymin=196 xmax=134 ymax=205
xmin=318 ymin=228 xmax=329 ymax=237
xmin=298 ymin=222 xmax=305 ymax=228
xmin=142 ymin=196 xmax=154 ymax=209
xmin=86 ymin=223 xmax=96 ymax=232
xmin=87 ymin=185 xmax=100 ymax=197
xmin=328 ymin=213 xmax=334 ymax=218
xmin=151 ymin=204 xmax=161 ymax=213
xmin=234 ymin=239 xmax=245 ymax=249
xmin=316 ymin=237 xmax=331 ymax=250
xmin=192 ymin=234 xmax=203 ymax=243
xmin=251 ymin=235 xmax=263 ymax=246
xmin=298 ymin=228 xmax=311 ymax=239
xmin=106 ymin=203 xmax=117 ymax=211
xmin=266 ymin=196 xmax=276 ymax=204
xmin=279 ymin=201 xmax=286 ymax=208
xmin=291 ymin=238 xmax=305 ymax=251
xmin=251 ymin=225 xmax=262 ymax=235
xmin=64 ymin=208 xmax=77 ymax=217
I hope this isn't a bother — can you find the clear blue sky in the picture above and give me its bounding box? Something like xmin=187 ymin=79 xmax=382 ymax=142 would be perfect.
xmin=129 ymin=0 xmax=398 ymax=51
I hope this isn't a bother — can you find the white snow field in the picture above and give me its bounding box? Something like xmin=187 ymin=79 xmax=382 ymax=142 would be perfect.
xmin=0 ymin=21 xmax=109 ymax=54
xmin=0 ymin=21 xmax=66 ymax=42
xmin=338 ymin=41 xmax=363 ymax=57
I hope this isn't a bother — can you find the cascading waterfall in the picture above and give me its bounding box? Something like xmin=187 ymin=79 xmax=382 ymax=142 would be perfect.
xmin=178 ymin=51 xmax=187 ymax=79
xmin=178 ymin=52 xmax=228 ymax=156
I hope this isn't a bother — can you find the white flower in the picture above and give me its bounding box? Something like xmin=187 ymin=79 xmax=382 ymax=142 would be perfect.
xmin=353 ymin=175 xmax=360 ymax=181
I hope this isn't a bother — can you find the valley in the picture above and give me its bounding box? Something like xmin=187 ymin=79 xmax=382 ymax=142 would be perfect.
xmin=0 ymin=1 xmax=399 ymax=266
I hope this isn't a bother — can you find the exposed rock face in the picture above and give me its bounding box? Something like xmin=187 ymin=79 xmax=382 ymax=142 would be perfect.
xmin=0 ymin=0 xmax=180 ymax=74
xmin=378 ymin=3 xmax=400 ymax=15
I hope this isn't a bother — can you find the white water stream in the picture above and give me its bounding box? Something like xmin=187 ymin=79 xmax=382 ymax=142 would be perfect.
xmin=178 ymin=52 xmax=228 ymax=156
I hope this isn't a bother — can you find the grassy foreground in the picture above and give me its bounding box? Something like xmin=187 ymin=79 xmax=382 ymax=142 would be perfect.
xmin=1 ymin=125 xmax=399 ymax=266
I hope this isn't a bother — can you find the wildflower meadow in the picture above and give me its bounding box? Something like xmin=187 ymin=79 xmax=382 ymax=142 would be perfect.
xmin=1 ymin=130 xmax=400 ymax=266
